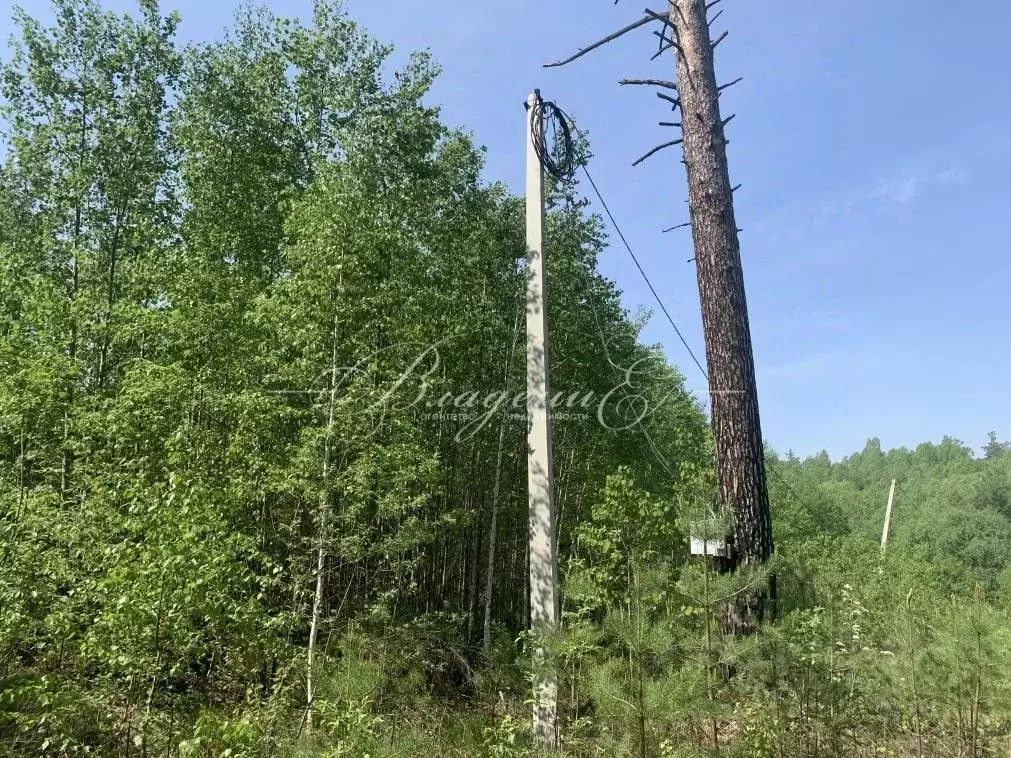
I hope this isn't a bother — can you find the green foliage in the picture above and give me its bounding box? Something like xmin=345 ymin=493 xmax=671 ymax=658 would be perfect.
xmin=479 ymin=714 xmax=532 ymax=758
xmin=312 ymin=697 xmax=384 ymax=758
xmin=1 ymin=1 xmax=1009 ymax=757
xmin=1 ymin=1 xmax=707 ymax=750
xmin=570 ymin=468 xmax=683 ymax=606
xmin=178 ymin=711 xmax=264 ymax=758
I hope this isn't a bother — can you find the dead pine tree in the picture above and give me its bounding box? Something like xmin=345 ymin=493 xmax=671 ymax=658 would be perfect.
xmin=546 ymin=0 xmax=774 ymax=635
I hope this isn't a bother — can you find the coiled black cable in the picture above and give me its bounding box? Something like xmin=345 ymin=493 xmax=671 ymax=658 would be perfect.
xmin=529 ymin=93 xmax=578 ymax=183
xmin=526 ymin=90 xmax=709 ymax=381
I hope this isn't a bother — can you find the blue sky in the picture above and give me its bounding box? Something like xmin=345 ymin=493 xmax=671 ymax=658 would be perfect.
xmin=4 ymin=0 xmax=1010 ymax=460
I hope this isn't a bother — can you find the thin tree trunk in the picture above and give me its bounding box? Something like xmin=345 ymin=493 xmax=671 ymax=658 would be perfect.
xmin=60 ymin=85 xmax=88 ymax=507
xmin=467 ymin=509 xmax=480 ymax=638
xmin=483 ymin=311 xmax=521 ymax=654
xmin=98 ymin=198 xmax=127 ymax=388
xmin=306 ymin=313 xmax=340 ymax=730
xmin=305 ymin=504 xmax=328 ymax=732
xmin=669 ymin=0 xmax=773 ymax=634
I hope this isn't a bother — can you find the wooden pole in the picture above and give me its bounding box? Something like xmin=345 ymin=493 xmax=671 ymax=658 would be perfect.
xmin=881 ymin=478 xmax=897 ymax=551
xmin=525 ymin=89 xmax=559 ymax=748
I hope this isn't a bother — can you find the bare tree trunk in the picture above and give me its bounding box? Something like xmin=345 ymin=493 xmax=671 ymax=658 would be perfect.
xmin=669 ymin=0 xmax=774 ymax=633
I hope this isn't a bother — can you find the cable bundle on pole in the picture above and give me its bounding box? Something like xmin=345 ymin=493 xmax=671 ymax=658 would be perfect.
xmin=528 ymin=90 xmax=578 ymax=183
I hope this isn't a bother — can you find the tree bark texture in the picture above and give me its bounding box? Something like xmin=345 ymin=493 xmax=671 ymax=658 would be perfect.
xmin=669 ymin=0 xmax=774 ymax=633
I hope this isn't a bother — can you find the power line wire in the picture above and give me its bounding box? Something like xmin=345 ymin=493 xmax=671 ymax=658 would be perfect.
xmin=766 ymin=463 xmax=813 ymax=512
xmin=528 ymin=95 xmax=680 ymax=480
xmin=580 ymin=164 xmax=709 ymax=381
xmin=577 ymin=143 xmax=816 ymax=516
xmin=577 ymin=264 xmax=678 ymax=480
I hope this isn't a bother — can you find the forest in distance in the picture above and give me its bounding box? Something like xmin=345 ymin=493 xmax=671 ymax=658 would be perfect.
xmin=1 ymin=0 xmax=1010 ymax=756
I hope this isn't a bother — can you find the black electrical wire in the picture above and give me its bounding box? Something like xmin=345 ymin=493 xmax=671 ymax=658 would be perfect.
xmin=529 ymin=92 xmax=578 ymax=182
xmin=580 ymin=164 xmax=710 ymax=382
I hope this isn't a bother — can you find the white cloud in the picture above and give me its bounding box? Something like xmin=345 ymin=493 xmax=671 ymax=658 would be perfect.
xmin=869 ymin=175 xmax=921 ymax=205
xmin=750 ymin=151 xmax=979 ymax=256
xmin=868 ymin=164 xmax=967 ymax=207
xmin=935 ymin=164 xmax=970 ymax=185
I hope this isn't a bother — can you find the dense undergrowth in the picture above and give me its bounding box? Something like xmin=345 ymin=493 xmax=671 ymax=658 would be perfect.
xmin=1 ymin=1 xmax=1009 ymax=755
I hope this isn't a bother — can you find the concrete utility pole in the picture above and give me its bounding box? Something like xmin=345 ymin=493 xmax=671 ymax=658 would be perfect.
xmin=525 ymin=90 xmax=559 ymax=748
xmin=881 ymin=479 xmax=897 ymax=551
